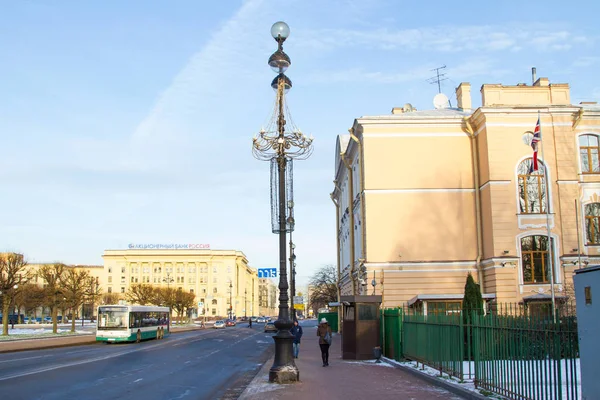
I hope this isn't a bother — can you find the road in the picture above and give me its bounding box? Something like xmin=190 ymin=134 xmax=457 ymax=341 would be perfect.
xmin=0 ymin=324 xmax=274 ymax=400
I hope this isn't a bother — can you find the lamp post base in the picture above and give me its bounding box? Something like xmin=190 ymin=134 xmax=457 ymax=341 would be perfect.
xmin=268 ymin=325 xmax=299 ymax=383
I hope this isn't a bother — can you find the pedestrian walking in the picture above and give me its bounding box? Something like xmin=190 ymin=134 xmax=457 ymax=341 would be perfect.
xmin=290 ymin=320 xmax=303 ymax=358
xmin=317 ymin=318 xmax=332 ymax=367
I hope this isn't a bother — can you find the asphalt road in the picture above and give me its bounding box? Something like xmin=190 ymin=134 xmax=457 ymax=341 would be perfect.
xmin=0 ymin=324 xmax=275 ymax=400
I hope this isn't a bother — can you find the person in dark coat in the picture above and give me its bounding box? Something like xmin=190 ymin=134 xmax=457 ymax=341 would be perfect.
xmin=317 ymin=318 xmax=332 ymax=366
xmin=290 ymin=320 xmax=303 ymax=358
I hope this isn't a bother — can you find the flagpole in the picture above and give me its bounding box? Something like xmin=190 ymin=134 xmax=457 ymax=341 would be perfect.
xmin=538 ymin=110 xmax=557 ymax=322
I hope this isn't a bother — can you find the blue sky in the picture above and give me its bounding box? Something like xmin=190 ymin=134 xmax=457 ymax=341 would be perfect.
xmin=1 ymin=0 xmax=599 ymax=287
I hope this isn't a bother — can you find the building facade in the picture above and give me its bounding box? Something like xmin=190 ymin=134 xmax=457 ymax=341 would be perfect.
xmin=332 ymin=76 xmax=600 ymax=313
xmin=258 ymin=278 xmax=278 ymax=317
xmin=102 ymin=249 xmax=259 ymax=319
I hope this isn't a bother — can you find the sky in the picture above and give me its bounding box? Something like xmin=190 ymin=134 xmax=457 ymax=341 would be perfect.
xmin=1 ymin=0 xmax=599 ymax=288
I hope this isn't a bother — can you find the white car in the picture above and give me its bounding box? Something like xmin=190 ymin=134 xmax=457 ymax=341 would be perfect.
xmin=213 ymin=320 xmax=226 ymax=329
xmin=257 ymin=317 xmax=266 ymax=323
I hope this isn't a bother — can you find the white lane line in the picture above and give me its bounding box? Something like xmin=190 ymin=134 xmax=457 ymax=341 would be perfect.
xmin=0 ymin=354 xmax=53 ymax=364
xmin=133 ymin=378 xmax=143 ymax=383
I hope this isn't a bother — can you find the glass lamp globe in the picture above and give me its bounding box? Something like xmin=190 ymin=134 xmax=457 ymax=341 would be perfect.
xmin=271 ymin=73 xmax=292 ymax=93
xmin=271 ymin=21 xmax=290 ymax=41
xmin=268 ymin=49 xmax=291 ymax=73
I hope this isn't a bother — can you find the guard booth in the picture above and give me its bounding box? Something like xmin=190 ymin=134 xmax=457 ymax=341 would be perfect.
xmin=574 ymin=265 xmax=600 ymax=399
xmin=341 ymin=295 xmax=381 ymax=360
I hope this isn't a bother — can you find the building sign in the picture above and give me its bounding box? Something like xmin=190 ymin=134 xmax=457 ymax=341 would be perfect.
xmin=258 ymin=268 xmax=277 ymax=278
xmin=128 ymin=243 xmax=210 ymax=250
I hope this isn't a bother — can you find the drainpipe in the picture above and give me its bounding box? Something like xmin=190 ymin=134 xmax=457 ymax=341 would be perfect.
xmin=349 ymin=129 xmax=367 ymax=271
xmin=330 ymin=192 xmax=342 ymax=334
xmin=463 ymin=117 xmax=485 ymax=293
xmin=342 ymin=154 xmax=357 ymax=295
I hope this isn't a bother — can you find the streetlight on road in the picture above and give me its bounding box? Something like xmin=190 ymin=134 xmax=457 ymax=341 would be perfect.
xmin=163 ymin=272 xmax=174 ymax=290
xmin=252 ymin=21 xmax=313 ymax=384
xmin=229 ymin=280 xmax=233 ymax=320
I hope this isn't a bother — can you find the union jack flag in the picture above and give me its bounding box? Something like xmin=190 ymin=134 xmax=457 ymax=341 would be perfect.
xmin=529 ymin=117 xmax=541 ymax=173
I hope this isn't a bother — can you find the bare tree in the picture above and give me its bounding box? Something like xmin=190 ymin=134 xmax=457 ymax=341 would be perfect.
xmin=18 ymin=283 xmax=45 ymax=321
xmin=37 ymin=263 xmax=67 ymax=334
xmin=308 ymin=264 xmax=338 ymax=313
xmin=126 ymin=284 xmax=156 ymax=305
xmin=101 ymin=292 xmax=121 ymax=305
xmin=85 ymin=277 xmax=102 ymax=321
xmin=154 ymin=287 xmax=176 ymax=325
xmin=173 ymin=290 xmax=196 ymax=323
xmin=61 ymin=268 xmax=92 ymax=332
xmin=0 ymin=253 xmax=32 ymax=335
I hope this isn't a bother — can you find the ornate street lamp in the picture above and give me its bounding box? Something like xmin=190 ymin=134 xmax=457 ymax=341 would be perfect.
xmin=252 ymin=21 xmax=313 ymax=384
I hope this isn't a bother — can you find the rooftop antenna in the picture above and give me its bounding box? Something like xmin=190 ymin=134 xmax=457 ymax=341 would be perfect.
xmin=427 ymin=65 xmax=448 ymax=94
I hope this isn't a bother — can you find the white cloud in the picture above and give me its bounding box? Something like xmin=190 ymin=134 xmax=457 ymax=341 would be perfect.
xmin=295 ymin=24 xmax=590 ymax=53
xmin=572 ymin=56 xmax=600 ymax=68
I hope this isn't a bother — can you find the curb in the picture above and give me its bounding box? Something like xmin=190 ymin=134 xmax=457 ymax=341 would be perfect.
xmin=381 ymin=358 xmax=489 ymax=400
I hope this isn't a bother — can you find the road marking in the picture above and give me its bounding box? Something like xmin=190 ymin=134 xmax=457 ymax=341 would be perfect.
xmin=0 ymin=328 xmax=263 ymax=382
xmin=0 ymin=354 xmax=53 ymax=364
xmin=133 ymin=378 xmax=143 ymax=383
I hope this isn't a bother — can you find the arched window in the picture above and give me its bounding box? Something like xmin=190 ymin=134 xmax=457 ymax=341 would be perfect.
xmin=517 ymin=158 xmax=547 ymax=214
xmin=585 ymin=203 xmax=600 ymax=244
xmin=579 ymin=134 xmax=600 ymax=173
xmin=521 ymin=235 xmax=554 ymax=284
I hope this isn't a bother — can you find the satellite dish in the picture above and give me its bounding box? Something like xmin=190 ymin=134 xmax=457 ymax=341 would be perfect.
xmin=403 ymin=103 xmax=414 ymax=112
xmin=433 ymin=93 xmax=450 ymax=109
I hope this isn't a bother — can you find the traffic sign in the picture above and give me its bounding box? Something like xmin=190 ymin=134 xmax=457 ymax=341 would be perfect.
xmin=258 ymin=268 xmax=277 ymax=278
xmin=293 ymin=296 xmax=303 ymax=305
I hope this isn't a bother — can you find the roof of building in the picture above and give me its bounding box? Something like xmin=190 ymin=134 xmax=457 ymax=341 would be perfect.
xmin=358 ymin=107 xmax=473 ymax=121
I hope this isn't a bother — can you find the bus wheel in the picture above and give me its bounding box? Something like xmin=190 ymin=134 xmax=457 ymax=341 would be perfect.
xmin=136 ymin=330 xmax=141 ymax=343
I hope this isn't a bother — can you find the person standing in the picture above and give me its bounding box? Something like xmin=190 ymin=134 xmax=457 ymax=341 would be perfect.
xmin=317 ymin=318 xmax=332 ymax=367
xmin=290 ymin=320 xmax=303 ymax=358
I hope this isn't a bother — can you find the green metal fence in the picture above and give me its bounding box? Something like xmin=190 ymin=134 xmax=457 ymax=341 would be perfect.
xmin=401 ymin=303 xmax=580 ymax=400
xmin=381 ymin=308 xmax=403 ymax=361
xmin=403 ymin=310 xmax=471 ymax=379
xmin=472 ymin=303 xmax=579 ymax=400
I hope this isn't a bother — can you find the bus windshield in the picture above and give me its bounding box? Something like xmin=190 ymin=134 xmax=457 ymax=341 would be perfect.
xmin=98 ymin=307 xmax=128 ymax=330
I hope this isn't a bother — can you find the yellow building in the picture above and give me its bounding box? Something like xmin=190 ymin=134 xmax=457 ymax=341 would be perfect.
xmin=332 ymin=75 xmax=600 ymax=313
xmin=258 ymin=278 xmax=278 ymax=317
xmin=102 ymin=249 xmax=259 ymax=318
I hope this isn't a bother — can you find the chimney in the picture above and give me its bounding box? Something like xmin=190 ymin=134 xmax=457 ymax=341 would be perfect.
xmin=456 ymin=82 xmax=472 ymax=111
xmin=532 ymin=67 xmax=537 ymax=85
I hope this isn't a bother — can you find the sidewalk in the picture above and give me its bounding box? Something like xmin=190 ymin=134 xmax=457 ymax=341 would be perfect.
xmin=0 ymin=324 xmax=203 ymax=353
xmin=239 ymin=327 xmax=466 ymax=400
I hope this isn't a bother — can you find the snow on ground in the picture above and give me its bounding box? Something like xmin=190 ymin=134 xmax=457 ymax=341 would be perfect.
xmin=0 ymin=327 xmax=93 ymax=340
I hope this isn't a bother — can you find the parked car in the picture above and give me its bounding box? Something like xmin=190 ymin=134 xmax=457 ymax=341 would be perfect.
xmin=214 ymin=320 xmax=226 ymax=329
xmin=225 ymin=319 xmax=236 ymax=327
xmin=43 ymin=316 xmax=52 ymax=324
xmin=264 ymin=321 xmax=277 ymax=333
xmin=250 ymin=316 xmax=258 ymax=322
xmin=257 ymin=317 xmax=266 ymax=323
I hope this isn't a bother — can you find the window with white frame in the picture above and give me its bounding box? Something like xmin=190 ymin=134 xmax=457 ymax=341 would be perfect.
xmin=585 ymin=203 xmax=600 ymax=244
xmin=579 ymin=134 xmax=600 ymax=174
xmin=517 ymin=158 xmax=547 ymax=214
xmin=521 ymin=235 xmax=554 ymax=284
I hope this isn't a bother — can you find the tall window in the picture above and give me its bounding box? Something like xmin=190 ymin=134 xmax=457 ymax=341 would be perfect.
xmin=579 ymin=134 xmax=600 ymax=173
xmin=521 ymin=235 xmax=554 ymax=284
xmin=517 ymin=158 xmax=547 ymax=214
xmin=585 ymin=203 xmax=600 ymax=244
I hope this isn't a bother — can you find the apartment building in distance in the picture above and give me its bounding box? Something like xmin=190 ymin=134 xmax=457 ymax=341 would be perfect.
xmin=102 ymin=248 xmax=259 ymax=318
xmin=332 ymin=74 xmax=600 ymax=314
xmin=258 ymin=278 xmax=278 ymax=317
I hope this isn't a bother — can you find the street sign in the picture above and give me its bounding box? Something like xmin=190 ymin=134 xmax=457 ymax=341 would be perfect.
xmin=293 ymin=296 xmax=303 ymax=305
xmin=258 ymin=268 xmax=277 ymax=278
xmin=293 ymin=304 xmax=304 ymax=310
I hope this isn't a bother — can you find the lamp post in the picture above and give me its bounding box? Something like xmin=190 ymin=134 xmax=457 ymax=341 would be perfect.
xmin=229 ymin=281 xmax=233 ymax=320
xmin=163 ymin=272 xmax=174 ymax=290
xmin=245 ymin=289 xmax=247 ymax=319
xmin=252 ymin=21 xmax=313 ymax=384
xmin=288 ymin=200 xmax=297 ymax=322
